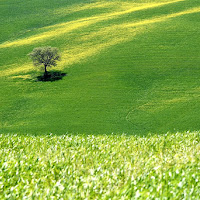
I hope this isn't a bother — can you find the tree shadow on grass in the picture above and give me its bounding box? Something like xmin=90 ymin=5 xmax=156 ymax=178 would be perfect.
xmin=36 ymin=71 xmax=67 ymax=82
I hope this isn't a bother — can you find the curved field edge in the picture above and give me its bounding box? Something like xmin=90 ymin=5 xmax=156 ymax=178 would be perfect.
xmin=0 ymin=131 xmax=199 ymax=199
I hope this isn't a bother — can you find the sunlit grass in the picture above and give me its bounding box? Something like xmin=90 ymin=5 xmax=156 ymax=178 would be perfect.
xmin=0 ymin=0 xmax=189 ymax=49
xmin=0 ymin=132 xmax=199 ymax=199
xmin=1 ymin=0 xmax=199 ymax=78
xmin=0 ymin=64 xmax=34 ymax=77
xmin=1 ymin=0 xmax=200 ymax=134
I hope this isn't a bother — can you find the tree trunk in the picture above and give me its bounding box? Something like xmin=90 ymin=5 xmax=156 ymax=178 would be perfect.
xmin=44 ymin=64 xmax=48 ymax=78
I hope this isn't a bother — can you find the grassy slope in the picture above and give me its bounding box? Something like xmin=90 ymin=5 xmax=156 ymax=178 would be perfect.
xmin=1 ymin=0 xmax=200 ymax=135
xmin=0 ymin=132 xmax=199 ymax=199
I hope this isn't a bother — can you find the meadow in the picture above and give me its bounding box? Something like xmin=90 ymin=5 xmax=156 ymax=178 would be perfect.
xmin=1 ymin=0 xmax=200 ymax=198
xmin=1 ymin=0 xmax=200 ymax=135
xmin=0 ymin=132 xmax=199 ymax=199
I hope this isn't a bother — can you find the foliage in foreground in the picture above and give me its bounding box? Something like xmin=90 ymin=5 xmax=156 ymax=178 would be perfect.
xmin=0 ymin=132 xmax=199 ymax=199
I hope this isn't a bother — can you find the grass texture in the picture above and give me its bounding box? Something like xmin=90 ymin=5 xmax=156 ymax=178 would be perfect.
xmin=1 ymin=0 xmax=200 ymax=134
xmin=0 ymin=132 xmax=199 ymax=199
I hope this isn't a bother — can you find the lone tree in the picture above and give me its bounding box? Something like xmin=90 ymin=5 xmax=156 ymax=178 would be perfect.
xmin=29 ymin=46 xmax=60 ymax=78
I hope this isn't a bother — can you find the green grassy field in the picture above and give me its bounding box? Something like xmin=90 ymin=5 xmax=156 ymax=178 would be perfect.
xmin=0 ymin=132 xmax=199 ymax=199
xmin=1 ymin=0 xmax=200 ymax=135
xmin=1 ymin=1 xmax=200 ymax=198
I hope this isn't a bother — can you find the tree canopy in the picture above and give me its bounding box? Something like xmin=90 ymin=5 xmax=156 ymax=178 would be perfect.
xmin=29 ymin=46 xmax=60 ymax=77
